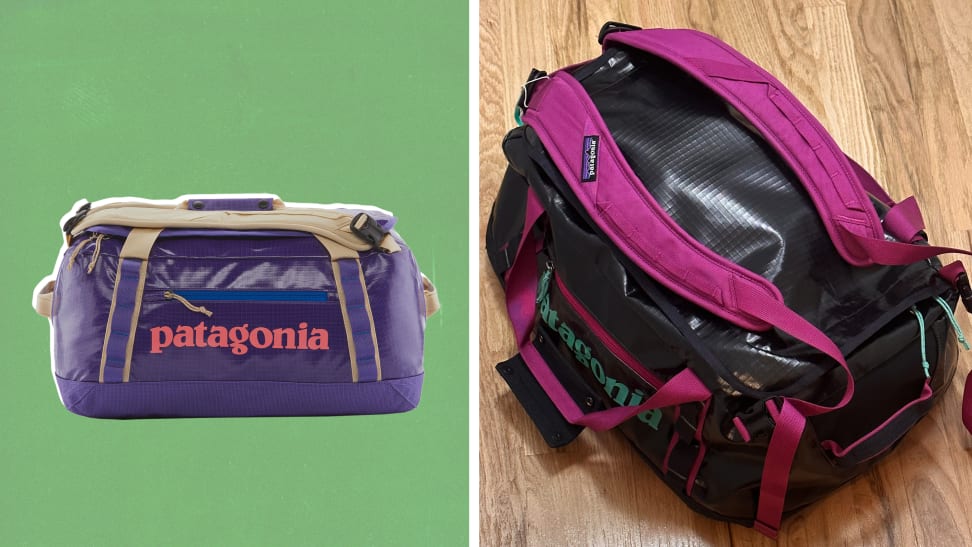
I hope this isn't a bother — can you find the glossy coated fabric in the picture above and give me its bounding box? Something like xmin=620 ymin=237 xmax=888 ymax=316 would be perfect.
xmin=486 ymin=33 xmax=960 ymax=527
xmin=51 ymin=220 xmax=427 ymax=417
xmin=55 ymin=374 xmax=423 ymax=418
xmin=570 ymin=46 xmax=946 ymax=396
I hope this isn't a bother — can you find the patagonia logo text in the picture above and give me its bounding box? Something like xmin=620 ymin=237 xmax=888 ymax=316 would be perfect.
xmin=150 ymin=322 xmax=329 ymax=355
xmin=538 ymin=292 xmax=661 ymax=429
xmin=581 ymin=135 xmax=599 ymax=182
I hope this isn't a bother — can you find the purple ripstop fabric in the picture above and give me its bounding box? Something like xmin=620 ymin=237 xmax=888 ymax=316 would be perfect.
xmin=102 ymin=258 xmax=143 ymax=383
xmin=338 ymin=259 xmax=380 ymax=382
xmin=55 ymin=373 xmax=423 ymax=418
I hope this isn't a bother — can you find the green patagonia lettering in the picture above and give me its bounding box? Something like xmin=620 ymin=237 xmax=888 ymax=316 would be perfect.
xmin=539 ymin=292 xmax=661 ymax=430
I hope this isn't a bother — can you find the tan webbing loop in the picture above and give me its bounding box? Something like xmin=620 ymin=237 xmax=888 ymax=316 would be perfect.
xmin=357 ymin=258 xmax=382 ymax=381
xmin=314 ymin=234 xmax=359 ymax=261
xmin=34 ymin=280 xmax=55 ymax=318
xmin=98 ymin=228 xmax=162 ymax=383
xmin=422 ymin=274 xmax=440 ymax=318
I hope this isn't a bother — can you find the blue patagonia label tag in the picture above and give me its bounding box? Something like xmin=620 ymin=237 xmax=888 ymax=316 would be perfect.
xmin=581 ymin=135 xmax=599 ymax=182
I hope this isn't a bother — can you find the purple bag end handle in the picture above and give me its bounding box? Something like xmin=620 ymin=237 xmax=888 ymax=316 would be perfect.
xmin=183 ymin=197 xmax=280 ymax=211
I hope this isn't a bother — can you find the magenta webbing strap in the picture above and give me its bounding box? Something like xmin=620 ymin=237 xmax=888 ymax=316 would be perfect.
xmin=732 ymin=281 xmax=854 ymax=417
xmin=846 ymin=156 xmax=894 ymax=207
xmin=821 ymin=382 xmax=934 ymax=459
xmin=839 ymin=225 xmax=972 ymax=265
xmin=522 ymin=73 xmax=783 ymax=333
xmin=754 ymin=398 xmax=806 ymax=538
xmin=882 ymin=197 xmax=924 ymax=242
xmin=940 ymin=261 xmax=966 ymax=285
xmin=504 ymin=189 xmax=711 ymax=431
xmin=603 ymin=28 xmax=884 ymax=267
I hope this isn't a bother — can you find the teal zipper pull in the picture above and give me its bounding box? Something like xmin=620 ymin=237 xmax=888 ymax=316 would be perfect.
xmin=536 ymin=262 xmax=553 ymax=304
xmin=911 ymin=307 xmax=930 ymax=379
xmin=934 ymin=296 xmax=970 ymax=350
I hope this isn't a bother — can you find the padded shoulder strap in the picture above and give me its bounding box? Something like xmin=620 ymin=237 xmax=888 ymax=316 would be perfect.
xmin=603 ymin=28 xmax=883 ymax=265
xmin=601 ymin=28 xmax=972 ymax=267
xmin=523 ymin=73 xmax=782 ymax=332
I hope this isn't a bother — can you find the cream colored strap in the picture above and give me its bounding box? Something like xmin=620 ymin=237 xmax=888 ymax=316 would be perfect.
xmin=71 ymin=205 xmax=400 ymax=255
xmin=98 ymin=228 xmax=162 ymax=383
xmin=422 ymin=274 xmax=440 ymax=318
xmin=34 ymin=280 xmax=55 ymax=318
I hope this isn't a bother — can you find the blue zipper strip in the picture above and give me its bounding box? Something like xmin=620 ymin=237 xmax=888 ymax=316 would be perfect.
xmin=170 ymin=290 xmax=329 ymax=302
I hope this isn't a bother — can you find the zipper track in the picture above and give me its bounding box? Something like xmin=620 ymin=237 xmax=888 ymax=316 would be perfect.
xmin=553 ymin=273 xmax=662 ymax=388
xmin=157 ymin=289 xmax=331 ymax=302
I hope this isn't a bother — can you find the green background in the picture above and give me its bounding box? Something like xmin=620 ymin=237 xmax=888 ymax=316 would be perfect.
xmin=0 ymin=2 xmax=468 ymax=545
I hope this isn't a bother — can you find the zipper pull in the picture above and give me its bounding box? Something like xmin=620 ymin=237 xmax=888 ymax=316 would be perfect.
xmin=164 ymin=290 xmax=214 ymax=317
xmin=66 ymin=233 xmax=106 ymax=274
xmin=911 ymin=307 xmax=930 ymax=379
xmin=536 ymin=261 xmax=553 ymax=304
xmin=67 ymin=235 xmax=96 ymax=271
xmin=934 ymin=296 xmax=970 ymax=351
xmin=86 ymin=233 xmax=105 ymax=274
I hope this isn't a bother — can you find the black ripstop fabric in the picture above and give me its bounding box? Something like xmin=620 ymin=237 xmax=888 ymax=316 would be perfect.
xmin=569 ymin=46 xmax=947 ymax=398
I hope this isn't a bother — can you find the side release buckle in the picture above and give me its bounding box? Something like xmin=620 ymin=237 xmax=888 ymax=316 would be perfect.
xmin=62 ymin=202 xmax=92 ymax=238
xmin=597 ymin=21 xmax=642 ymax=44
xmin=350 ymin=212 xmax=388 ymax=250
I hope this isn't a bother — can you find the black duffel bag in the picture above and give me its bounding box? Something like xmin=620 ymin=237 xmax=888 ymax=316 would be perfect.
xmin=485 ymin=22 xmax=972 ymax=537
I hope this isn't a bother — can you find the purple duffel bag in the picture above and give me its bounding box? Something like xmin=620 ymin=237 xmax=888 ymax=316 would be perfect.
xmin=33 ymin=195 xmax=439 ymax=419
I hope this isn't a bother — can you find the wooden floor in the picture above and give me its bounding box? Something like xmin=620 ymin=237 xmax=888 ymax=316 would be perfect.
xmin=478 ymin=1 xmax=972 ymax=545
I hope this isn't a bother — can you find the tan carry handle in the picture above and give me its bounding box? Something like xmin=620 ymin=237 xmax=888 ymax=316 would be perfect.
xmin=34 ymin=280 xmax=54 ymax=318
xmin=67 ymin=203 xmax=400 ymax=256
xmin=422 ymin=274 xmax=440 ymax=318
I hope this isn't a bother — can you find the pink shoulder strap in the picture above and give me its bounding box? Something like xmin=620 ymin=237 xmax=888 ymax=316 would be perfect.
xmin=603 ymin=29 xmax=972 ymax=267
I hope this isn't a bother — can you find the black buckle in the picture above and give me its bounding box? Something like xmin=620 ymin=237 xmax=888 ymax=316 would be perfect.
xmin=62 ymin=202 xmax=91 ymax=234
xmin=349 ymin=212 xmax=388 ymax=250
xmin=515 ymin=68 xmax=548 ymax=123
xmin=597 ymin=21 xmax=642 ymax=44
xmin=957 ymin=272 xmax=972 ymax=314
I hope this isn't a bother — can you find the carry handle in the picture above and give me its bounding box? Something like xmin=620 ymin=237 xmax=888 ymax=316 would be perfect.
xmin=33 ymin=280 xmax=54 ymax=318
xmin=422 ymin=274 xmax=440 ymax=318
xmin=601 ymin=29 xmax=972 ymax=268
xmin=504 ymin=189 xmax=712 ymax=431
xmin=820 ymin=382 xmax=935 ymax=465
xmin=181 ymin=197 xmax=282 ymax=211
xmin=506 ymin=187 xmax=856 ymax=425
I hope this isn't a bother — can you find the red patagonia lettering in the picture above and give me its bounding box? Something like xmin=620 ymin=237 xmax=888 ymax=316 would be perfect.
xmin=150 ymin=321 xmax=329 ymax=355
